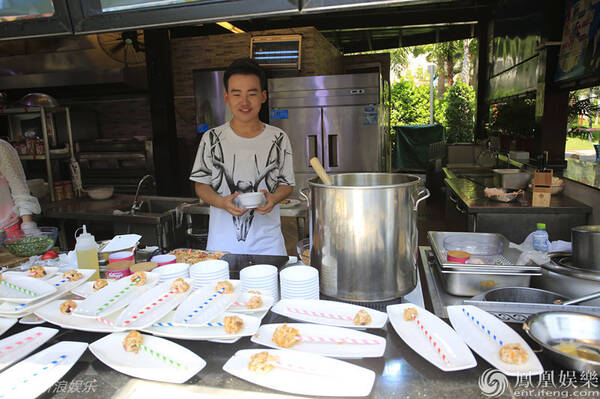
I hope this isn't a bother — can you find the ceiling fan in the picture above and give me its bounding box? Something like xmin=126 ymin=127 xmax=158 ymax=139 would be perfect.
xmin=97 ymin=30 xmax=146 ymax=66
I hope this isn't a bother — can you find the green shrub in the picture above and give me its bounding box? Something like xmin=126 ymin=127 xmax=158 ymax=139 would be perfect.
xmin=390 ymin=79 xmax=431 ymax=126
xmin=443 ymin=81 xmax=475 ymax=143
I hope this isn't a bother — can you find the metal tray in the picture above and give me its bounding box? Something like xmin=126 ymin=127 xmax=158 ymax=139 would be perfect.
xmin=428 ymin=231 xmax=540 ymax=272
xmin=433 ymin=261 xmax=540 ymax=296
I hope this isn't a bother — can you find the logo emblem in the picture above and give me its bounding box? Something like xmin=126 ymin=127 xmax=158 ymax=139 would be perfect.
xmin=479 ymin=368 xmax=509 ymax=397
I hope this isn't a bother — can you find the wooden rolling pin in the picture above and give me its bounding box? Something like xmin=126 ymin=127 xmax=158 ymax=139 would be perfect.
xmin=309 ymin=157 xmax=332 ymax=185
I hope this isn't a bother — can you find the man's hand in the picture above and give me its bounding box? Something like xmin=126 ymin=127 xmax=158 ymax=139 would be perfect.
xmin=255 ymin=189 xmax=277 ymax=215
xmin=21 ymin=220 xmax=41 ymax=236
xmin=219 ymin=192 xmax=248 ymax=216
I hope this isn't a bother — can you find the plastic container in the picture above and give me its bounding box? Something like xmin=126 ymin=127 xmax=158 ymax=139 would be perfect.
xmin=532 ymin=223 xmax=549 ymax=253
xmin=443 ymin=234 xmax=503 ymax=256
xmin=75 ymin=225 xmax=100 ymax=280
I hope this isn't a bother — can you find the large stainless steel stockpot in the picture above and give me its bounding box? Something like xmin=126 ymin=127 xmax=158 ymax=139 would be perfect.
xmin=572 ymin=225 xmax=600 ymax=271
xmin=302 ymin=173 xmax=429 ymax=302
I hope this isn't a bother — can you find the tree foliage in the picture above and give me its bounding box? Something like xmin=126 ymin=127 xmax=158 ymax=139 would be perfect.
xmin=443 ymin=81 xmax=475 ymax=143
xmin=390 ymin=79 xmax=431 ymax=126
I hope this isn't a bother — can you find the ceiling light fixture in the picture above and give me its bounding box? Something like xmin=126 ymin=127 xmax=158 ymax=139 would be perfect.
xmin=217 ymin=22 xmax=245 ymax=34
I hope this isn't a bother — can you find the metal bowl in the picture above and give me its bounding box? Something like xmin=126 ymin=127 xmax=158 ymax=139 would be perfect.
xmin=524 ymin=312 xmax=600 ymax=372
xmin=18 ymin=93 xmax=59 ymax=108
xmin=296 ymin=238 xmax=310 ymax=265
xmin=473 ymin=287 xmax=569 ymax=304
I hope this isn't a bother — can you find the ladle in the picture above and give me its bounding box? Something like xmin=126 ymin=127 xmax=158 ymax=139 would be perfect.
xmin=309 ymin=157 xmax=332 ymax=185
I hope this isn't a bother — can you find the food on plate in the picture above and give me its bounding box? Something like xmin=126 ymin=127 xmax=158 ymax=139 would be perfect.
xmin=301 ymin=248 xmax=311 ymax=265
xmin=499 ymin=343 xmax=528 ymax=364
xmin=247 ymin=295 xmax=263 ymax=309
xmin=403 ymin=307 xmax=418 ymax=321
xmin=130 ymin=271 xmax=147 ymax=286
xmin=272 ymin=323 xmax=300 ymax=348
xmin=29 ymin=265 xmax=46 ymax=278
xmin=248 ymin=351 xmax=279 ymax=374
xmin=484 ymin=187 xmax=523 ymax=202
xmin=353 ymin=309 xmax=372 ymax=325
xmin=59 ymin=300 xmax=77 ymax=314
xmin=553 ymin=341 xmax=600 ymax=362
xmin=248 ymin=290 xmax=261 ymax=295
xmin=224 ymin=315 xmax=244 ymax=334
xmin=123 ymin=330 xmax=144 ymax=354
xmin=63 ymin=270 xmax=83 ymax=281
xmin=170 ymin=278 xmax=190 ymax=293
xmin=169 ymin=249 xmax=226 ymax=264
xmin=93 ymin=279 xmax=108 ymax=291
xmin=215 ymin=280 xmax=234 ymax=294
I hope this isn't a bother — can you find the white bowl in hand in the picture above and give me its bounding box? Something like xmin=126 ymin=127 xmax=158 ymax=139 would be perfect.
xmin=237 ymin=192 xmax=265 ymax=209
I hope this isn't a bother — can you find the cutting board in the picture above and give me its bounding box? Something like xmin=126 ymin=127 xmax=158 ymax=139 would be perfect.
xmin=0 ymin=249 xmax=28 ymax=269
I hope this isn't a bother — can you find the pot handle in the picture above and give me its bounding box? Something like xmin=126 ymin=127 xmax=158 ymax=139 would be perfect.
xmin=414 ymin=188 xmax=430 ymax=211
xmin=300 ymin=187 xmax=311 ymax=207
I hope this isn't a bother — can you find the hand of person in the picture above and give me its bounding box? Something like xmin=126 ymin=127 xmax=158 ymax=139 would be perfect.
xmin=220 ymin=192 xmax=248 ymax=216
xmin=256 ymin=189 xmax=277 ymax=215
xmin=21 ymin=220 xmax=41 ymax=236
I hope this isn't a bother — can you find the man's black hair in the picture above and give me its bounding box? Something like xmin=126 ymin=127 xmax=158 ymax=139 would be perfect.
xmin=223 ymin=58 xmax=266 ymax=92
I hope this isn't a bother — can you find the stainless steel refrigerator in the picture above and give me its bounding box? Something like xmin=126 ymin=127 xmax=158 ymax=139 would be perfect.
xmin=268 ymin=73 xmax=390 ymax=191
xmin=194 ymin=69 xmax=232 ymax=133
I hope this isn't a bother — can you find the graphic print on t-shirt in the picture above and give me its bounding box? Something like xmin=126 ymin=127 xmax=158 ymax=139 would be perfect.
xmin=191 ymin=128 xmax=293 ymax=242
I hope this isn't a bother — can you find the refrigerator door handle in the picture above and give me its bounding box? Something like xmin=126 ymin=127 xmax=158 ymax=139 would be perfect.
xmin=306 ymin=133 xmax=323 ymax=168
xmin=325 ymin=134 xmax=339 ymax=168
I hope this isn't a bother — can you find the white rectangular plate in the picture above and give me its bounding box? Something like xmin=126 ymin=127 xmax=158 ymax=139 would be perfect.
xmin=18 ymin=314 xmax=45 ymax=325
xmin=0 ymin=276 xmax=57 ymax=303
xmin=0 ymin=318 xmax=17 ymax=337
xmin=271 ymin=299 xmax=388 ymax=329
xmin=0 ymin=269 xmax=95 ymax=318
xmin=73 ymin=272 xmax=159 ymax=318
xmin=0 ymin=341 xmax=87 ymax=399
xmin=387 ymin=303 xmax=476 ymax=371
xmin=114 ymin=278 xmax=192 ymax=330
xmin=0 ymin=326 xmax=58 ymax=372
xmin=2 ymin=267 xmax=59 ymax=281
xmin=143 ymin=311 xmax=260 ymax=340
xmin=89 ymin=332 xmax=206 ymax=383
xmin=173 ymin=280 xmax=241 ymax=326
xmin=223 ymin=349 xmax=375 ymax=397
xmin=251 ymin=323 xmax=386 ymax=358
xmin=226 ymin=293 xmax=274 ymax=314
xmin=34 ymin=300 xmax=123 ymax=333
xmin=447 ymin=305 xmax=543 ymax=376
xmin=70 ymin=279 xmax=117 ymax=298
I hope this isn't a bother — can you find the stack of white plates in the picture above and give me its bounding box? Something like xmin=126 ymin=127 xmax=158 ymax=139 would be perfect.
xmin=190 ymin=260 xmax=230 ymax=290
xmin=280 ymin=265 xmax=319 ymax=300
xmin=240 ymin=264 xmax=279 ymax=301
xmin=153 ymin=263 xmax=189 ymax=283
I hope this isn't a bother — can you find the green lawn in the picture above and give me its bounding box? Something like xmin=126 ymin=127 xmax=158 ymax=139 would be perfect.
xmin=566 ymin=137 xmax=596 ymax=151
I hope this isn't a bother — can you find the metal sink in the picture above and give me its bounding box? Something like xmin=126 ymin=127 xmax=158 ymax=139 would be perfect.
xmin=119 ymin=196 xmax=198 ymax=215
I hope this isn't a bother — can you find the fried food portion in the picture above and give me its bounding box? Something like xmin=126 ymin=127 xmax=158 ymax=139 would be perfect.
xmin=93 ymin=279 xmax=108 ymax=291
xmin=170 ymin=278 xmax=190 ymax=293
xmin=59 ymin=300 xmax=77 ymax=315
xmin=499 ymin=343 xmax=528 ymax=364
xmin=123 ymin=330 xmax=144 ymax=354
xmin=169 ymin=249 xmax=226 ymax=264
xmin=247 ymin=295 xmax=263 ymax=309
xmin=248 ymin=351 xmax=279 ymax=374
xmin=130 ymin=271 xmax=147 ymax=286
xmin=272 ymin=323 xmax=300 ymax=348
xmin=224 ymin=315 xmax=244 ymax=334
xmin=248 ymin=290 xmax=261 ymax=295
xmin=403 ymin=307 xmax=418 ymax=321
xmin=29 ymin=265 xmax=46 ymax=278
xmin=216 ymin=280 xmax=234 ymax=294
xmin=63 ymin=270 xmax=83 ymax=281
xmin=353 ymin=309 xmax=372 ymax=325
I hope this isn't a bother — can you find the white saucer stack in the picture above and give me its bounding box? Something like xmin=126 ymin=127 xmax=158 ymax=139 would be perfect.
xmin=280 ymin=265 xmax=319 ymax=300
xmin=153 ymin=263 xmax=190 ymax=283
xmin=190 ymin=260 xmax=230 ymax=290
xmin=240 ymin=264 xmax=279 ymax=301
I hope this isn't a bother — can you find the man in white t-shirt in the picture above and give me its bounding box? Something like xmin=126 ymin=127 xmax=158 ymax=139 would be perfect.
xmin=190 ymin=58 xmax=295 ymax=255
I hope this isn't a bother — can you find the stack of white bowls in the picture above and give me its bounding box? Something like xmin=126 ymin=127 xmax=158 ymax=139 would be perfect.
xmin=190 ymin=260 xmax=230 ymax=290
xmin=240 ymin=264 xmax=279 ymax=301
xmin=280 ymin=265 xmax=319 ymax=300
xmin=153 ymin=262 xmax=190 ymax=283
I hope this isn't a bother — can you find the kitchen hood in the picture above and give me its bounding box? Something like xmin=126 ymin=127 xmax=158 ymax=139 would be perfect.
xmin=0 ymin=35 xmax=147 ymax=92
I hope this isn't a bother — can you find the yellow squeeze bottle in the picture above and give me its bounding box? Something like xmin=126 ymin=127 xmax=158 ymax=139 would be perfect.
xmin=75 ymin=225 xmax=100 ymax=279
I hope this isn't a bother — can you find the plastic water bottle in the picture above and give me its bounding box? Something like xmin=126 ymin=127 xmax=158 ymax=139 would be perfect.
xmin=532 ymin=223 xmax=549 ymax=253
